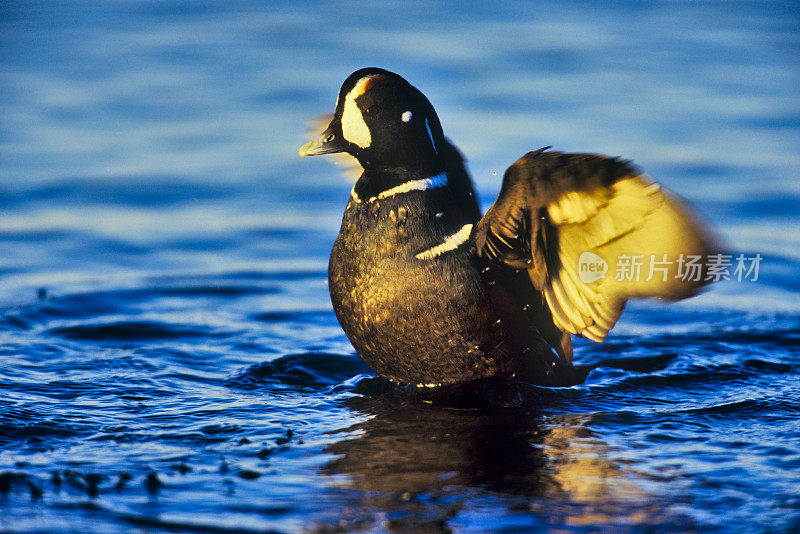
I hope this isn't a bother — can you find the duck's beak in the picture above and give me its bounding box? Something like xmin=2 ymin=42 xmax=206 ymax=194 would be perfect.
xmin=299 ymin=125 xmax=346 ymax=156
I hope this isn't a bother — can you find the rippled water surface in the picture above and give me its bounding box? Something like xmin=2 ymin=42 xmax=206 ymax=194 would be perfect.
xmin=2 ymin=1 xmax=799 ymax=532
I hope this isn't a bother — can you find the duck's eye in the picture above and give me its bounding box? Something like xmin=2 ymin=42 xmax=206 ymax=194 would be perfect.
xmin=401 ymin=110 xmax=412 ymax=122
xmin=364 ymin=106 xmax=380 ymax=117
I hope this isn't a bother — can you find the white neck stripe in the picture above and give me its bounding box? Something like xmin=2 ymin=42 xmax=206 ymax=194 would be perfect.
xmin=415 ymin=223 xmax=473 ymax=260
xmin=351 ymin=172 xmax=447 ymax=203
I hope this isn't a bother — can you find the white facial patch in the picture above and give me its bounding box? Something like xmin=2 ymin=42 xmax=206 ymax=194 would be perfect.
xmin=340 ymin=76 xmax=376 ymax=149
xmin=401 ymin=110 xmax=412 ymax=122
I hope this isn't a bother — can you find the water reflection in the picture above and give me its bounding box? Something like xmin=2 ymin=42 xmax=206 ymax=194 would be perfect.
xmin=318 ymin=382 xmax=684 ymax=532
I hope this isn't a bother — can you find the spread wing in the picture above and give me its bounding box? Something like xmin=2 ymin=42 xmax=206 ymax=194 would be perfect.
xmin=475 ymin=148 xmax=717 ymax=343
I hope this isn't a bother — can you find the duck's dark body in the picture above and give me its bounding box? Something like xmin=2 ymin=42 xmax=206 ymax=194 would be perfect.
xmin=329 ymin=162 xmax=558 ymax=386
xmin=328 ymin=186 xmax=496 ymax=385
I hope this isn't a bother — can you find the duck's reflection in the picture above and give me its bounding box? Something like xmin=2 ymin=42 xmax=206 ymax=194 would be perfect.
xmin=317 ymin=380 xmax=681 ymax=532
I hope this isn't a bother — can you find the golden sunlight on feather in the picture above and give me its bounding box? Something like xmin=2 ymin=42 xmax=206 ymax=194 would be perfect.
xmin=546 ymin=174 xmax=715 ymax=341
xmin=476 ymin=150 xmax=717 ymax=345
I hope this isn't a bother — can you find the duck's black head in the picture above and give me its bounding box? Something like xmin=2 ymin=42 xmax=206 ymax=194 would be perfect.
xmin=300 ymin=68 xmax=446 ymax=175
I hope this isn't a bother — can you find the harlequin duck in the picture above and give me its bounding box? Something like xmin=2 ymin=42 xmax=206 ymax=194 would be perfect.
xmin=300 ymin=67 xmax=715 ymax=388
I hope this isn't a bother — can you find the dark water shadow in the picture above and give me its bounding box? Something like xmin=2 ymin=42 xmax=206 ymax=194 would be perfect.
xmin=314 ymin=378 xmax=697 ymax=532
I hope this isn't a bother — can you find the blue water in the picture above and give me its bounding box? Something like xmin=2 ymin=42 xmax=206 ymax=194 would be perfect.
xmin=2 ymin=1 xmax=799 ymax=532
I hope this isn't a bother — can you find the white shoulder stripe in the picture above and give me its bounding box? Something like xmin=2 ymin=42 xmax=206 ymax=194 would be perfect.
xmin=351 ymin=172 xmax=447 ymax=203
xmin=415 ymin=223 xmax=473 ymax=260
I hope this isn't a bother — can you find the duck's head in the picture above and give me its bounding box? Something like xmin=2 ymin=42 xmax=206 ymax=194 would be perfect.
xmin=300 ymin=68 xmax=445 ymax=174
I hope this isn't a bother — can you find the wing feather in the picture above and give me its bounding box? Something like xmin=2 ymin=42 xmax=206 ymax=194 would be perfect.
xmin=475 ymin=148 xmax=717 ymax=347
